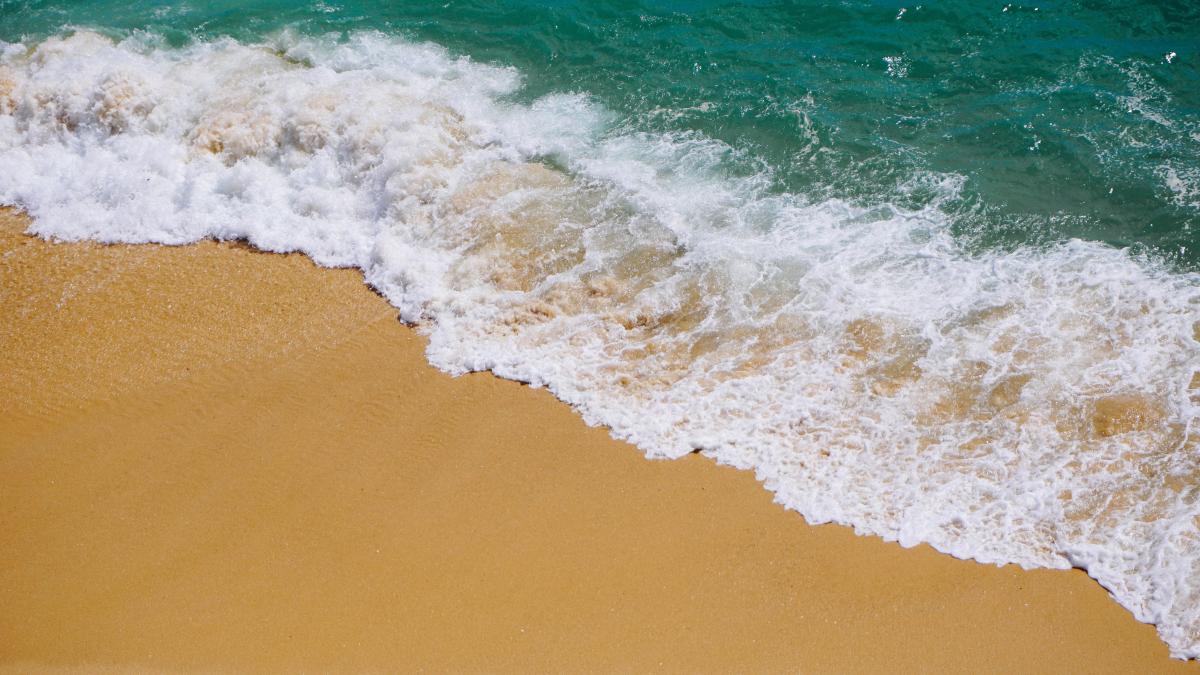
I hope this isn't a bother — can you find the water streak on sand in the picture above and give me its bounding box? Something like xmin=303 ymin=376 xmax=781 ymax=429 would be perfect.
xmin=1 ymin=31 xmax=1198 ymax=657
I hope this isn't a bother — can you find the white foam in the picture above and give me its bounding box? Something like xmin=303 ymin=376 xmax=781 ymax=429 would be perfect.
xmin=2 ymin=30 xmax=1199 ymax=658
xmin=1163 ymin=164 xmax=1200 ymax=210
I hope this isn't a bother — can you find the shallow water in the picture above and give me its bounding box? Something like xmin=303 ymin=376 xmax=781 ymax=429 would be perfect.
xmin=0 ymin=1 xmax=1198 ymax=658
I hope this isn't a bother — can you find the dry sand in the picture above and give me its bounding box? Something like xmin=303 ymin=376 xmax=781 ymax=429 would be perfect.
xmin=0 ymin=207 xmax=1195 ymax=673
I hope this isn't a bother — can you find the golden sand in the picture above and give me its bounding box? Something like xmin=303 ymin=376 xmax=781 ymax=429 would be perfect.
xmin=0 ymin=208 xmax=1194 ymax=673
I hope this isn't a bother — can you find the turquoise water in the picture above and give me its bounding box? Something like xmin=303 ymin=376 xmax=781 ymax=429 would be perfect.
xmin=3 ymin=0 xmax=1200 ymax=659
xmin=2 ymin=0 xmax=1198 ymax=261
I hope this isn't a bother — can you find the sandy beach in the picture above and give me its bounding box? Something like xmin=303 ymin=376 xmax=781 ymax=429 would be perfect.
xmin=0 ymin=207 xmax=1193 ymax=673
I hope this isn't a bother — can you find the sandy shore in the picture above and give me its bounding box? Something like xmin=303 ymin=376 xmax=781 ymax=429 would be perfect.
xmin=0 ymin=207 xmax=1194 ymax=673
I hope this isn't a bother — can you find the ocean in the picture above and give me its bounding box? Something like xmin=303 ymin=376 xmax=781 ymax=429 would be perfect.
xmin=0 ymin=0 xmax=1197 ymax=658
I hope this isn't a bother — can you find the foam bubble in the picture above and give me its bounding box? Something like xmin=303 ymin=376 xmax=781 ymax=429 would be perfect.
xmin=2 ymin=30 xmax=1199 ymax=658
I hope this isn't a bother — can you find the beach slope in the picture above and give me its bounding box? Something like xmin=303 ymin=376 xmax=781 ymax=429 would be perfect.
xmin=0 ymin=209 xmax=1193 ymax=673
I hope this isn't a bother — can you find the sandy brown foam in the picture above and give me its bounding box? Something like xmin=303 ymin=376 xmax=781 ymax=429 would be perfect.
xmin=0 ymin=208 xmax=1194 ymax=673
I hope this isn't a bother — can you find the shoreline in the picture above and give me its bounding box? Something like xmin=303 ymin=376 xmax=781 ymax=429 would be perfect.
xmin=1 ymin=207 xmax=1195 ymax=672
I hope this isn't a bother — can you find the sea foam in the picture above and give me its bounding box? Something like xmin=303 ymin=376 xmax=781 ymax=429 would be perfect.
xmin=1 ymin=30 xmax=1198 ymax=657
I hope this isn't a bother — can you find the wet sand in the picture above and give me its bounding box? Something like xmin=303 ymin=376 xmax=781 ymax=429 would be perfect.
xmin=0 ymin=208 xmax=1194 ymax=673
